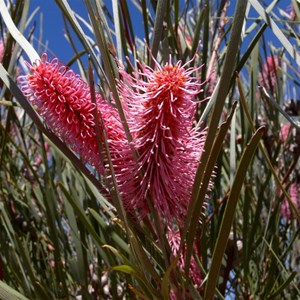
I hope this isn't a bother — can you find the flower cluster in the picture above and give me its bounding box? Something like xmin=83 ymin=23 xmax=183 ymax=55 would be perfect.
xmin=18 ymin=52 xmax=208 ymax=293
xmin=118 ymin=57 xmax=206 ymax=223
xmin=18 ymin=54 xmax=206 ymax=225
xmin=18 ymin=54 xmax=132 ymax=176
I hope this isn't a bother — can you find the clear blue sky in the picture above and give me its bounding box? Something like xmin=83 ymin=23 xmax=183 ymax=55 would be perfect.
xmin=28 ymin=0 xmax=144 ymax=64
xmin=29 ymin=0 xmax=85 ymax=62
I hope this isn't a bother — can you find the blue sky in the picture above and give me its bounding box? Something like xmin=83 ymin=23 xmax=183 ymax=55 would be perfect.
xmin=28 ymin=0 xmax=144 ymax=64
xmin=29 ymin=0 xmax=94 ymax=62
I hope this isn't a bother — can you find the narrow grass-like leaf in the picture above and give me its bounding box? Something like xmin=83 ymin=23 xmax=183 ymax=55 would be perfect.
xmin=260 ymin=87 xmax=300 ymax=132
xmin=128 ymin=285 xmax=150 ymax=300
xmin=235 ymin=23 xmax=267 ymax=74
xmin=15 ymin=237 xmax=54 ymax=299
xmin=112 ymin=265 xmax=158 ymax=298
xmin=204 ymin=126 xmax=265 ymax=300
xmin=88 ymin=54 xmax=130 ymax=237
xmin=262 ymin=237 xmax=300 ymax=295
xmin=230 ymin=109 xmax=237 ymax=185
xmin=90 ymin=209 xmax=129 ymax=254
xmin=118 ymin=0 xmax=136 ymax=54
xmin=6 ymin=0 xmax=30 ymax=76
xmin=185 ymin=102 xmax=238 ymax=274
xmin=267 ymin=271 xmax=297 ymax=299
xmin=41 ymin=154 xmax=69 ymax=297
xmin=190 ymin=0 xmax=247 ymax=181
xmin=112 ymin=0 xmax=123 ymax=60
xmin=237 ymin=76 xmax=300 ymax=222
xmin=249 ymin=0 xmax=300 ymax=67
xmin=161 ymin=256 xmax=179 ymax=300
xmin=141 ymin=0 xmax=150 ymax=53
xmin=84 ymin=0 xmax=136 ymax=164
xmin=58 ymin=183 xmax=109 ymax=262
xmin=84 ymin=0 xmax=118 ymax=88
xmin=0 ymin=100 xmax=15 ymax=106
xmin=63 ymin=15 xmax=88 ymax=73
xmin=0 ymin=0 xmax=39 ymax=63
xmin=103 ymin=245 xmax=130 ymax=264
xmin=0 ymin=281 xmax=30 ymax=300
xmin=62 ymin=195 xmax=87 ymax=285
xmin=150 ymin=0 xmax=168 ymax=65
xmin=190 ymin=4 xmax=207 ymax=61
xmin=54 ymin=0 xmax=105 ymax=77
xmin=129 ymin=234 xmax=161 ymax=285
xmin=112 ymin=265 xmax=139 ymax=275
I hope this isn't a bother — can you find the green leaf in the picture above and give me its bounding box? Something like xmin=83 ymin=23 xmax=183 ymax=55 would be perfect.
xmin=0 ymin=281 xmax=30 ymax=300
xmin=260 ymin=87 xmax=300 ymax=132
xmin=151 ymin=0 xmax=168 ymax=65
xmin=161 ymin=256 xmax=179 ymax=300
xmin=111 ymin=264 xmax=157 ymax=297
xmin=204 ymin=126 xmax=265 ymax=300
xmin=249 ymin=0 xmax=300 ymax=67
xmin=267 ymin=271 xmax=297 ymax=299
xmin=237 ymin=76 xmax=300 ymax=223
xmin=185 ymin=102 xmax=238 ymax=273
xmin=58 ymin=183 xmax=110 ymax=263
xmin=262 ymin=237 xmax=300 ymax=296
xmin=103 ymin=245 xmax=130 ymax=263
xmin=0 ymin=0 xmax=39 ymax=63
xmin=112 ymin=0 xmax=123 ymax=60
xmin=90 ymin=209 xmax=129 ymax=254
xmin=112 ymin=264 xmax=138 ymax=275
xmin=185 ymin=0 xmax=248 ymax=250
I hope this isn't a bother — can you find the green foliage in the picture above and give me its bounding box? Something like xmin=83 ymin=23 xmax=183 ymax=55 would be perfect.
xmin=0 ymin=0 xmax=300 ymax=299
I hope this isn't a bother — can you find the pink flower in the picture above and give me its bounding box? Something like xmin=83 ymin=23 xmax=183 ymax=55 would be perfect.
xmin=49 ymin=259 xmax=55 ymax=269
xmin=280 ymin=122 xmax=291 ymax=144
xmin=118 ymin=57 xmax=206 ymax=223
xmin=18 ymin=54 xmax=128 ymax=175
xmin=281 ymin=183 xmax=300 ymax=220
xmin=167 ymin=229 xmax=202 ymax=288
xmin=259 ymin=55 xmax=279 ymax=92
xmin=0 ymin=39 xmax=4 ymax=62
xmin=286 ymin=4 xmax=296 ymax=21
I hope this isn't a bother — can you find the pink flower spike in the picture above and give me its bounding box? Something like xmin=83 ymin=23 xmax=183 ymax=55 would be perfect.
xmin=259 ymin=55 xmax=279 ymax=92
xmin=18 ymin=54 xmax=126 ymax=174
xmin=281 ymin=182 xmax=300 ymax=220
xmin=118 ymin=57 xmax=207 ymax=223
xmin=280 ymin=122 xmax=291 ymax=144
xmin=167 ymin=228 xmax=202 ymax=288
xmin=0 ymin=38 xmax=4 ymax=62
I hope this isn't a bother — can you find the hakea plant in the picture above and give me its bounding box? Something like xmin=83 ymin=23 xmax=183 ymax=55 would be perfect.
xmin=118 ymin=56 xmax=207 ymax=224
xmin=259 ymin=55 xmax=279 ymax=93
xmin=18 ymin=52 xmax=208 ymax=226
xmin=281 ymin=182 xmax=300 ymax=220
xmin=18 ymin=54 xmax=132 ymax=177
xmin=167 ymin=228 xmax=202 ymax=293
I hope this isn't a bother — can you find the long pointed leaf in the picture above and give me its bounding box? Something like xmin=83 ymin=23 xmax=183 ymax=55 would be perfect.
xmin=204 ymin=126 xmax=265 ymax=300
xmin=0 ymin=281 xmax=30 ymax=300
